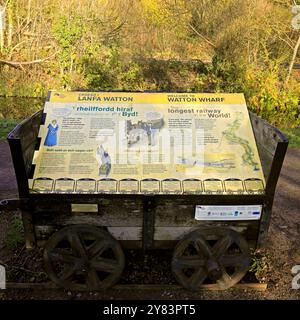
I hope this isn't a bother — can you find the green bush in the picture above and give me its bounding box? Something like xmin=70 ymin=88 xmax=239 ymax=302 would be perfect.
xmin=192 ymin=56 xmax=300 ymax=128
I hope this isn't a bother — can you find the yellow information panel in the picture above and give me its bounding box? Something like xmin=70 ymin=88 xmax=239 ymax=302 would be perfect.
xmin=29 ymin=91 xmax=265 ymax=194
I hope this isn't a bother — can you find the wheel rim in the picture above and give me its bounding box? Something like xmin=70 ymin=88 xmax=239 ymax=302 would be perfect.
xmin=44 ymin=225 xmax=125 ymax=291
xmin=172 ymin=227 xmax=250 ymax=290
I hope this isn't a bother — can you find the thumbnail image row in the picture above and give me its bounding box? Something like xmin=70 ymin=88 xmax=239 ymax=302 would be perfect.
xmin=31 ymin=177 xmax=265 ymax=194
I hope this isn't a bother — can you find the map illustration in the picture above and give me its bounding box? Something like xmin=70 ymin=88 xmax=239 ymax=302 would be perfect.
xmin=222 ymin=112 xmax=260 ymax=171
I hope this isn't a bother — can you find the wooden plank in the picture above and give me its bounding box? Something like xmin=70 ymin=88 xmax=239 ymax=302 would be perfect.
xmin=34 ymin=225 xmax=143 ymax=241
xmin=107 ymin=226 xmax=142 ymax=240
xmin=7 ymin=110 xmax=42 ymax=197
xmin=250 ymin=112 xmax=281 ymax=155
xmin=22 ymin=145 xmax=36 ymax=175
xmin=6 ymin=282 xmax=267 ymax=291
xmin=19 ymin=119 xmax=35 ymax=151
xmin=256 ymin=146 xmax=273 ymax=180
xmin=13 ymin=110 xmax=42 ymax=139
xmin=36 ymin=239 xmax=143 ymax=249
xmin=33 ymin=210 xmax=143 ymax=227
xmin=29 ymin=193 xmax=267 ymax=205
xmin=153 ymin=239 xmax=257 ymax=249
xmin=33 ymin=199 xmax=144 ymax=229
xmin=154 ymin=219 xmax=258 ymax=247
xmin=32 ymin=111 xmax=43 ymax=137
xmin=113 ymin=283 xmax=268 ymax=291
xmin=154 ymin=196 xmax=266 ymax=207
xmin=249 ymin=112 xmax=288 ymax=185
xmin=155 ymin=204 xmax=260 ymax=228
xmin=7 ymin=138 xmax=29 ymax=197
xmin=34 ymin=198 xmax=143 ymax=212
xmin=154 ymin=226 xmax=197 ymax=240
xmin=154 ymin=226 xmax=249 ymax=241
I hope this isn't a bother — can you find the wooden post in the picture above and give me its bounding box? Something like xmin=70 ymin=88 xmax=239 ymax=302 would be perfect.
xmin=20 ymin=209 xmax=36 ymax=249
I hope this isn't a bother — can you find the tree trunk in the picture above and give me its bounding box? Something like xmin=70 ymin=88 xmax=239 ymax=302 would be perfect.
xmin=7 ymin=1 xmax=13 ymax=48
xmin=286 ymin=34 xmax=300 ymax=84
xmin=0 ymin=5 xmax=5 ymax=52
xmin=27 ymin=0 xmax=32 ymax=25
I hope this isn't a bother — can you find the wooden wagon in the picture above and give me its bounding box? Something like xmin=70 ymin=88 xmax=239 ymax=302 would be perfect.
xmin=1 ymin=92 xmax=288 ymax=291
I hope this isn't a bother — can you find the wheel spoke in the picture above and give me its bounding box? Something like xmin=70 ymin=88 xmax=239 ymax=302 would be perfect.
xmin=69 ymin=232 xmax=87 ymax=258
xmin=188 ymin=267 xmax=208 ymax=290
xmin=217 ymin=267 xmax=233 ymax=290
xmin=88 ymin=239 xmax=108 ymax=259
xmin=86 ymin=268 xmax=100 ymax=289
xmin=91 ymin=258 xmax=120 ymax=273
xmin=193 ymin=237 xmax=212 ymax=257
xmin=48 ymin=249 xmax=79 ymax=264
xmin=60 ymin=265 xmax=77 ymax=281
xmin=219 ymin=254 xmax=249 ymax=267
xmin=173 ymin=256 xmax=206 ymax=271
xmin=212 ymin=235 xmax=232 ymax=258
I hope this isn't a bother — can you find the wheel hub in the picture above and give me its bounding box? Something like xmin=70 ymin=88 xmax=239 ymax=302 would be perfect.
xmin=206 ymin=259 xmax=222 ymax=280
xmin=78 ymin=259 xmax=90 ymax=272
xmin=206 ymin=259 xmax=220 ymax=273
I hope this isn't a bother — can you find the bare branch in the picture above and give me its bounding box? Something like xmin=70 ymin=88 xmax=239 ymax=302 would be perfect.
xmin=277 ymin=34 xmax=294 ymax=50
xmin=189 ymin=23 xmax=216 ymax=49
xmin=0 ymin=52 xmax=57 ymax=69
xmin=8 ymin=40 xmax=27 ymax=58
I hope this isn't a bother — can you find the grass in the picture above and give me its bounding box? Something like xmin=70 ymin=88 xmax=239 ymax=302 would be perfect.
xmin=282 ymin=128 xmax=300 ymax=149
xmin=5 ymin=216 xmax=24 ymax=249
xmin=0 ymin=119 xmax=18 ymax=141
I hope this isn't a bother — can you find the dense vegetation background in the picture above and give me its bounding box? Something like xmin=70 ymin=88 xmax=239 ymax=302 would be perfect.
xmin=0 ymin=0 xmax=299 ymax=129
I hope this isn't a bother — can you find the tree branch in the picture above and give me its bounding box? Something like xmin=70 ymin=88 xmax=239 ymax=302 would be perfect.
xmin=189 ymin=23 xmax=216 ymax=49
xmin=0 ymin=52 xmax=56 ymax=69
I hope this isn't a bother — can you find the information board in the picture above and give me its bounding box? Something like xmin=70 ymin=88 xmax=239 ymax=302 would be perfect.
xmin=29 ymin=91 xmax=265 ymax=194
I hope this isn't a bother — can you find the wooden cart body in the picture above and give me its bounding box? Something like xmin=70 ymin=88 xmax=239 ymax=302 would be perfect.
xmin=5 ymin=109 xmax=288 ymax=251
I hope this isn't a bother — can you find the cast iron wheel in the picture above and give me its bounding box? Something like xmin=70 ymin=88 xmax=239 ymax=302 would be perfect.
xmin=171 ymin=227 xmax=250 ymax=290
xmin=43 ymin=225 xmax=125 ymax=291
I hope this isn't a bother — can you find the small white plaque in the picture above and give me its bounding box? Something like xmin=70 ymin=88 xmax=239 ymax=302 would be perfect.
xmin=195 ymin=205 xmax=262 ymax=221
